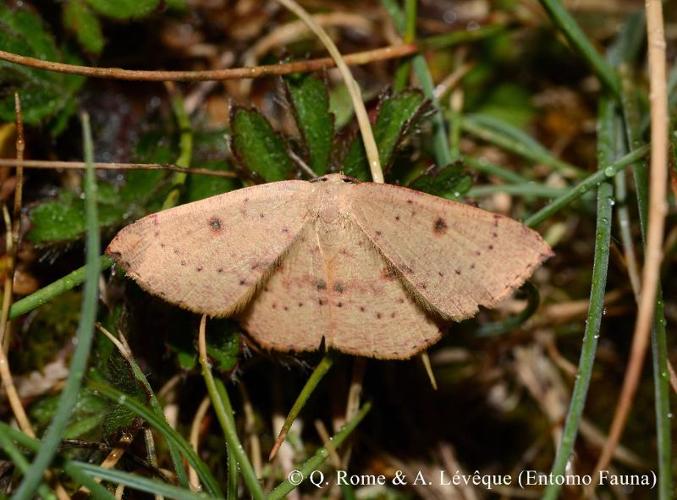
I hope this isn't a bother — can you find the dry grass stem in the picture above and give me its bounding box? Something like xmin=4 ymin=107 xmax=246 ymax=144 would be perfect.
xmin=188 ymin=396 xmax=211 ymax=491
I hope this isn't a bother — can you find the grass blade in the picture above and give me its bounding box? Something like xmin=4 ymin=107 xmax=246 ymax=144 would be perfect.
xmin=468 ymin=184 xmax=566 ymax=198
xmin=100 ymin=327 xmax=190 ymax=488
xmin=12 ymin=112 xmax=101 ymax=500
xmin=463 ymin=155 xmax=530 ymax=184
xmin=9 ymin=256 xmax=112 ymax=319
xmin=542 ymin=95 xmax=616 ymax=500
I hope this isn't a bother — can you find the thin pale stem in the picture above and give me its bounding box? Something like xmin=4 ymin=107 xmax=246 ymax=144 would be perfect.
xmin=275 ymin=0 xmax=383 ymax=183
xmin=188 ymin=396 xmax=211 ymax=491
xmin=13 ymin=113 xmax=101 ymax=500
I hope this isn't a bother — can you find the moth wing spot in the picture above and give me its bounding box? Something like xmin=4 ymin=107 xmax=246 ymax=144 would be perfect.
xmin=433 ymin=217 xmax=448 ymax=235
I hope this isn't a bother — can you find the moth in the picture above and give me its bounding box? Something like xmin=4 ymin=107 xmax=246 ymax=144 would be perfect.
xmin=106 ymin=173 xmax=552 ymax=359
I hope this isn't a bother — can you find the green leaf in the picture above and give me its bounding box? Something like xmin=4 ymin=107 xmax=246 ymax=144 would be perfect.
xmin=102 ymin=404 xmax=140 ymax=439
xmin=27 ymin=190 xmax=125 ymax=246
xmin=0 ymin=4 xmax=85 ymax=130
xmin=85 ymin=0 xmax=160 ymax=19
xmin=409 ymin=161 xmax=473 ymax=200
xmin=231 ymin=107 xmax=296 ymax=182
xmin=286 ymin=74 xmax=334 ymax=175
xmin=342 ymin=90 xmax=425 ymax=180
xmin=63 ymin=0 xmax=104 ymax=55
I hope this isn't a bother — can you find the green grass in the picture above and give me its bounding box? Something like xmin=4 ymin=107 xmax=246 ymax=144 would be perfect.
xmin=12 ymin=113 xmax=102 ymax=500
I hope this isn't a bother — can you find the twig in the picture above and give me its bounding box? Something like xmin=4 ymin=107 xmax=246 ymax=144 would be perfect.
xmin=288 ymin=149 xmax=318 ymax=178
xmin=0 ymin=206 xmax=35 ymax=437
xmin=184 ymin=52 xmax=234 ymax=114
xmin=0 ymin=94 xmax=25 ymax=351
xmin=0 ymin=159 xmax=238 ymax=178
xmin=0 ymin=98 xmax=70 ymax=500
xmin=0 ymin=44 xmax=417 ymax=81
xmin=7 ymin=93 xmax=24 ymax=344
xmin=593 ymin=0 xmax=669 ymax=479
xmin=0 ymin=93 xmax=34 ymax=437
